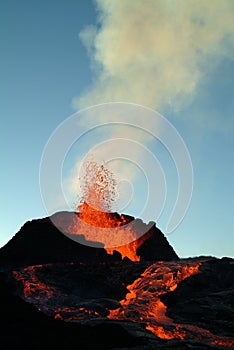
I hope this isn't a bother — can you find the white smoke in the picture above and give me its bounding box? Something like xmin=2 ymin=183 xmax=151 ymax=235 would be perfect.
xmin=65 ymin=0 xmax=234 ymax=222
xmin=73 ymin=0 xmax=234 ymax=111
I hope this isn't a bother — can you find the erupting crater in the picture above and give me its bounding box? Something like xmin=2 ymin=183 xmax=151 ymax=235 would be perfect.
xmin=54 ymin=159 xmax=168 ymax=261
xmin=1 ymin=159 xmax=233 ymax=349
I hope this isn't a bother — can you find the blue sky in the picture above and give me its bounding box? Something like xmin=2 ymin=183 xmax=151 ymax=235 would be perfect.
xmin=1 ymin=0 xmax=234 ymax=258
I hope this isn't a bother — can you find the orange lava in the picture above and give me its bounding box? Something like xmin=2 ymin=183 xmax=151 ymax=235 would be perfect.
xmin=77 ymin=160 xmax=143 ymax=261
xmin=108 ymin=260 xmax=234 ymax=347
xmin=54 ymin=159 xmax=152 ymax=261
xmin=108 ymin=261 xmax=201 ymax=331
xmin=12 ymin=265 xmax=55 ymax=307
xmin=11 ymin=263 xmax=103 ymax=321
xmin=77 ymin=202 xmax=143 ymax=261
xmin=11 ymin=261 xmax=234 ymax=347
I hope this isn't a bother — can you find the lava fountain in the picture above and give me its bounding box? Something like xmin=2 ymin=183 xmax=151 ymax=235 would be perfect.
xmin=56 ymin=159 xmax=153 ymax=261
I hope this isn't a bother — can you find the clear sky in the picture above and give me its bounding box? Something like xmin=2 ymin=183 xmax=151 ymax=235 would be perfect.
xmin=1 ymin=0 xmax=234 ymax=258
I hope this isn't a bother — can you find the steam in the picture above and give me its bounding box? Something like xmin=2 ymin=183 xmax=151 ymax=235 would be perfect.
xmin=73 ymin=0 xmax=234 ymax=111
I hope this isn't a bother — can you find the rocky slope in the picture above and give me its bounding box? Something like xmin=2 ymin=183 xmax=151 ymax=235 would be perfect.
xmin=0 ymin=211 xmax=178 ymax=268
xmin=0 ymin=211 xmax=233 ymax=349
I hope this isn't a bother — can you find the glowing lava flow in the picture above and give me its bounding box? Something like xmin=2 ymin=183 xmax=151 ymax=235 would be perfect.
xmin=12 ymin=265 xmax=56 ymax=311
xmin=108 ymin=260 xmax=234 ymax=347
xmin=12 ymin=263 xmax=100 ymax=320
xmin=10 ymin=260 xmax=234 ymax=347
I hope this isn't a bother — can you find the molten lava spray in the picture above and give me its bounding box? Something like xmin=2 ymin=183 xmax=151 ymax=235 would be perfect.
xmin=78 ymin=159 xmax=117 ymax=213
xmin=73 ymin=159 xmax=147 ymax=261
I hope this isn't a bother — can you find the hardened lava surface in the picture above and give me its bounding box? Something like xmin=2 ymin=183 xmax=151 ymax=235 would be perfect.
xmin=8 ymin=258 xmax=234 ymax=349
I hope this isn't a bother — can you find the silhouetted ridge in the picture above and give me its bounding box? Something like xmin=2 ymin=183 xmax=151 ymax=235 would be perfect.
xmin=136 ymin=222 xmax=179 ymax=261
xmin=0 ymin=214 xmax=121 ymax=268
xmin=0 ymin=211 xmax=178 ymax=268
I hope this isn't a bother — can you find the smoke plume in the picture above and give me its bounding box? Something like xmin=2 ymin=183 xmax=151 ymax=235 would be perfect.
xmin=73 ymin=0 xmax=234 ymax=111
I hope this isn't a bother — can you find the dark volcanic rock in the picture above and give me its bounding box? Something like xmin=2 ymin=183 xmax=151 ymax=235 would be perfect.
xmin=136 ymin=222 xmax=178 ymax=261
xmin=8 ymin=261 xmax=152 ymax=320
xmin=0 ymin=267 xmax=230 ymax=350
xmin=0 ymin=271 xmax=226 ymax=350
xmin=0 ymin=214 xmax=121 ymax=268
xmin=0 ymin=272 xmax=155 ymax=350
xmin=0 ymin=211 xmax=178 ymax=268
xmin=161 ymin=258 xmax=234 ymax=338
xmin=2 ymin=212 xmax=232 ymax=349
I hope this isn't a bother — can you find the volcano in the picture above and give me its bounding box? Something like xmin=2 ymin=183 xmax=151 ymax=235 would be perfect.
xmin=0 ymin=210 xmax=233 ymax=349
xmin=0 ymin=209 xmax=178 ymax=268
xmin=1 ymin=161 xmax=233 ymax=349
